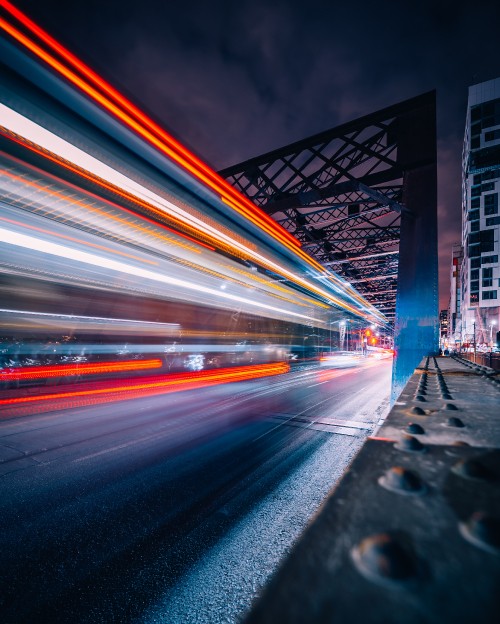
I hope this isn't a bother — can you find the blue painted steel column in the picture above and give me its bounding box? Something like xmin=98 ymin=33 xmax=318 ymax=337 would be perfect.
xmin=391 ymin=95 xmax=438 ymax=401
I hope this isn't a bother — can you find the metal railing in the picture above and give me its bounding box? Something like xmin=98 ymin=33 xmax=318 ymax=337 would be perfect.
xmin=458 ymin=351 xmax=500 ymax=371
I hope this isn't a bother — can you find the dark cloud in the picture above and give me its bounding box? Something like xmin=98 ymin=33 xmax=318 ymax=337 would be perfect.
xmin=11 ymin=0 xmax=500 ymax=310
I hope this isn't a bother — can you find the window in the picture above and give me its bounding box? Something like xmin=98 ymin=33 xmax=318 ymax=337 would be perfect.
xmin=471 ymin=105 xmax=482 ymax=123
xmin=470 ymin=280 xmax=479 ymax=292
xmin=469 ymin=209 xmax=480 ymax=220
xmin=471 ymin=292 xmax=479 ymax=304
xmin=485 ymin=129 xmax=500 ymax=142
xmin=471 ymin=220 xmax=480 ymax=232
xmin=482 ymin=168 xmax=500 ymax=181
xmin=471 ymin=269 xmax=479 ymax=281
xmin=482 ymin=268 xmax=493 ymax=287
xmin=482 ymin=290 xmax=498 ymax=300
xmin=484 ymin=193 xmax=498 ymax=215
xmin=482 ymin=255 xmax=499 ymax=264
xmin=471 ymin=198 xmax=480 ymax=209
xmin=481 ymin=229 xmax=495 ymax=253
xmin=472 ymin=257 xmax=481 ymax=268
xmin=486 ymin=216 xmax=500 ymax=226
xmin=471 ymin=186 xmax=482 ymax=197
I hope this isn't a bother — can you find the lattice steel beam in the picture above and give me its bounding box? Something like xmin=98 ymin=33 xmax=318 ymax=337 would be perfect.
xmin=220 ymin=92 xmax=438 ymax=399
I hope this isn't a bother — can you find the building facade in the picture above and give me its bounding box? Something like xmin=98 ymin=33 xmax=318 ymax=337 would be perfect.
xmin=439 ymin=309 xmax=449 ymax=347
xmin=447 ymin=242 xmax=463 ymax=346
xmin=461 ymin=78 xmax=500 ymax=349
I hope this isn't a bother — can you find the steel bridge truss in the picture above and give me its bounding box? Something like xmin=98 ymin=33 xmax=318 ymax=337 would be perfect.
xmin=221 ymin=92 xmax=438 ymax=400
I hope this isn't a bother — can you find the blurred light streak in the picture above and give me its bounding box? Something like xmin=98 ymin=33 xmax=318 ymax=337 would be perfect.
xmin=0 ymin=308 xmax=181 ymax=332
xmin=0 ymin=151 xmax=215 ymax=253
xmin=0 ymin=108 xmax=379 ymax=318
xmin=0 ymin=362 xmax=290 ymax=416
xmin=0 ymin=128 xmax=223 ymax=253
xmin=0 ymin=4 xmax=388 ymax=325
xmin=0 ymin=7 xmax=300 ymax=250
xmin=0 ymin=119 xmax=360 ymax=315
xmin=1 ymin=358 xmax=163 ymax=380
xmin=0 ymin=215 xmax=160 ymax=266
xmin=0 ymin=226 xmax=320 ymax=322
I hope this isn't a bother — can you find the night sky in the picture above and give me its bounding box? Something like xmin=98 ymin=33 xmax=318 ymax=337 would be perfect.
xmin=11 ymin=0 xmax=500 ymax=311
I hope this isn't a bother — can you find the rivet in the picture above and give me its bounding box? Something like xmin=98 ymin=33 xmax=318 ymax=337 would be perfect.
xmin=452 ymin=458 xmax=491 ymax=480
xmin=415 ymin=389 xmax=427 ymax=396
xmin=445 ymin=403 xmax=458 ymax=410
xmin=459 ymin=512 xmax=500 ymax=554
xmin=395 ymin=434 xmax=425 ymax=452
xmin=407 ymin=422 xmax=425 ymax=434
xmin=351 ymin=533 xmax=418 ymax=585
xmin=441 ymin=393 xmax=453 ymax=400
xmin=446 ymin=417 xmax=465 ymax=428
xmin=410 ymin=407 xmax=426 ymax=415
xmin=415 ymin=395 xmax=426 ymax=402
xmin=378 ymin=466 xmax=426 ymax=495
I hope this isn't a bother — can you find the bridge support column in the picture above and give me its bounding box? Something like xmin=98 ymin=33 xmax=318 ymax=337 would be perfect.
xmin=391 ymin=105 xmax=438 ymax=402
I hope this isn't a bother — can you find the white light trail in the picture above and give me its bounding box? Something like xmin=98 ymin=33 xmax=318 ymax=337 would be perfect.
xmin=0 ymin=103 xmax=382 ymax=319
xmin=0 ymin=227 xmax=321 ymax=323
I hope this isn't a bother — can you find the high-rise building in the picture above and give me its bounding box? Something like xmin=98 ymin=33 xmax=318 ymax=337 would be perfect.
xmin=447 ymin=242 xmax=463 ymax=346
xmin=439 ymin=309 xmax=448 ymax=346
xmin=461 ymin=77 xmax=500 ymax=348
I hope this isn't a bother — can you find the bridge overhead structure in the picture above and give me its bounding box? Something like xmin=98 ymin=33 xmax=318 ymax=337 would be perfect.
xmin=220 ymin=93 xmax=439 ymax=399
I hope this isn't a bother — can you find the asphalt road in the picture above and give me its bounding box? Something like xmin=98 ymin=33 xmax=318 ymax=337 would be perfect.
xmin=0 ymin=357 xmax=391 ymax=623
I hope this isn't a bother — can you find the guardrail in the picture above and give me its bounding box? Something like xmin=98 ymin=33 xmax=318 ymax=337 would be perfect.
xmin=458 ymin=351 xmax=500 ymax=371
xmin=245 ymin=355 xmax=500 ymax=624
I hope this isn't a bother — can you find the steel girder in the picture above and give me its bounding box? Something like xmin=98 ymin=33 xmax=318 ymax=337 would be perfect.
xmin=220 ymin=92 xmax=438 ymax=400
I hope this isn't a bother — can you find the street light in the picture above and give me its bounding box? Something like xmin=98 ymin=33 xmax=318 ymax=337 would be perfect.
xmin=490 ymin=319 xmax=497 ymax=348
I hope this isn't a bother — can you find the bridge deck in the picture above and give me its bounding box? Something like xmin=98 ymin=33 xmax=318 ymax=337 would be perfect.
xmin=245 ymin=356 xmax=500 ymax=624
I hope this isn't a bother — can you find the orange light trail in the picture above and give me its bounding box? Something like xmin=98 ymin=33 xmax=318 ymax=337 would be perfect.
xmin=0 ymin=3 xmax=386 ymax=323
xmin=0 ymin=214 xmax=160 ymax=266
xmin=0 ymin=129 xmax=355 ymax=311
xmin=1 ymin=358 xmax=163 ymax=380
xmin=0 ymin=130 xmax=219 ymax=252
xmin=0 ymin=150 xmax=214 ymax=253
xmin=0 ymin=362 xmax=290 ymax=416
xmin=0 ymin=4 xmax=300 ymax=251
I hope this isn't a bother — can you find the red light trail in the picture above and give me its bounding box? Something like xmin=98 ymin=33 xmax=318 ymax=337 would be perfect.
xmin=0 ymin=362 xmax=290 ymax=417
xmin=0 ymin=358 xmax=163 ymax=381
xmin=0 ymin=1 xmax=300 ymax=252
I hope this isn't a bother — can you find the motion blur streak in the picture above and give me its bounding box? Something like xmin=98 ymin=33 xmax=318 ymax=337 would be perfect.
xmin=0 ymin=150 xmax=216 ymax=253
xmin=0 ymin=215 xmax=160 ymax=266
xmin=0 ymin=227 xmax=320 ymax=322
xmin=0 ymin=358 xmax=163 ymax=380
xmin=0 ymin=106 xmax=363 ymax=315
xmin=0 ymin=7 xmax=300 ymax=251
xmin=0 ymin=362 xmax=290 ymax=416
xmin=0 ymin=8 xmax=382 ymax=320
